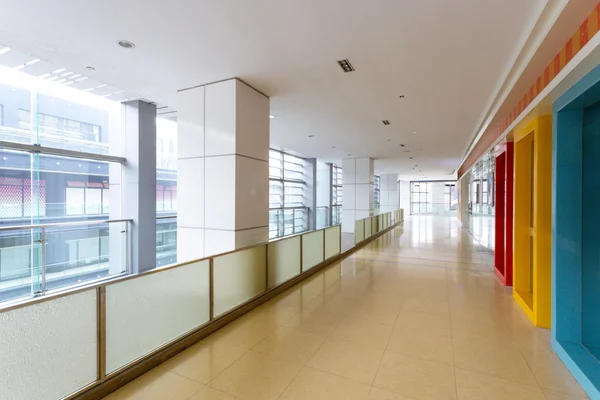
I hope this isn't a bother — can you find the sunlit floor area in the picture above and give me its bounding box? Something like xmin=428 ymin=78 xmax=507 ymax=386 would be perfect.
xmin=104 ymin=216 xmax=587 ymax=400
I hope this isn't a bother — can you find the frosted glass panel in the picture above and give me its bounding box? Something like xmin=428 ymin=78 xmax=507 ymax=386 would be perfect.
xmin=214 ymin=246 xmax=267 ymax=316
xmin=302 ymin=230 xmax=325 ymax=271
xmin=372 ymin=216 xmax=377 ymax=235
xmin=365 ymin=218 xmax=372 ymax=238
xmin=378 ymin=215 xmax=383 ymax=232
xmin=268 ymin=236 xmax=301 ymax=288
xmin=106 ymin=260 xmax=210 ymax=374
xmin=324 ymin=225 xmax=341 ymax=259
xmin=0 ymin=290 xmax=97 ymax=400
xmin=355 ymin=219 xmax=365 ymax=243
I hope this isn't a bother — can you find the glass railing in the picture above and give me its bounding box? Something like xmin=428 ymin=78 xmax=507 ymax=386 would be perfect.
xmin=0 ymin=209 xmax=404 ymax=400
xmin=0 ymin=219 xmax=131 ymax=304
xmin=0 ymin=223 xmax=347 ymax=400
xmin=316 ymin=206 xmax=329 ymax=229
xmin=354 ymin=209 xmax=404 ymax=244
xmin=269 ymin=207 xmax=309 ymax=239
xmin=156 ymin=215 xmax=177 ymax=267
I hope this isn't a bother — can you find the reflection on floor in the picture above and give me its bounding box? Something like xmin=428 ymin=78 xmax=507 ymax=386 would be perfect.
xmin=103 ymin=216 xmax=587 ymax=400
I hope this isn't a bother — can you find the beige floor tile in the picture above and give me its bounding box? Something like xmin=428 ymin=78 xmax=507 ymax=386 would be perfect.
xmin=279 ymin=366 xmax=372 ymax=400
xmin=524 ymin=349 xmax=589 ymax=397
xmin=307 ymin=338 xmax=385 ymax=384
xmin=158 ymin=339 xmax=247 ymax=384
xmin=402 ymin=296 xmax=449 ymax=316
xmin=344 ymin=304 xmax=400 ymax=326
xmin=395 ymin=309 xmax=452 ymax=337
xmin=189 ymin=386 xmax=240 ymax=400
xmin=207 ymin=315 xmax=276 ymax=349
xmin=280 ymin=308 xmax=345 ymax=335
xmin=453 ymin=337 xmax=538 ymax=385
xmin=304 ymin=293 xmax=358 ymax=316
xmin=251 ymin=326 xmax=326 ymax=364
xmin=209 ymin=351 xmax=302 ymax=400
xmin=542 ymin=388 xmax=590 ymax=400
xmin=331 ymin=320 xmax=394 ymax=350
xmin=386 ymin=327 xmax=454 ymax=365
xmin=368 ymin=386 xmax=417 ymax=400
xmin=455 ymin=368 xmax=545 ymax=400
xmin=374 ymin=352 xmax=456 ymax=400
xmin=103 ymin=367 xmax=203 ymax=400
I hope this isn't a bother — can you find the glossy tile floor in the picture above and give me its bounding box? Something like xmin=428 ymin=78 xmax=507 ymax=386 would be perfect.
xmin=104 ymin=216 xmax=588 ymax=400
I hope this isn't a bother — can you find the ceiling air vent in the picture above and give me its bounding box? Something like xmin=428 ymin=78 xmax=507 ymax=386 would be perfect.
xmin=382 ymin=120 xmax=390 ymax=125
xmin=337 ymin=59 xmax=355 ymax=73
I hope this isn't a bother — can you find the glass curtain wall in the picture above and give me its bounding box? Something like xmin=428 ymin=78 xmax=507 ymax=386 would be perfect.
xmin=410 ymin=182 xmax=431 ymax=214
xmin=156 ymin=117 xmax=177 ymax=267
xmin=374 ymin=175 xmax=380 ymax=212
xmin=0 ymin=65 xmax=126 ymax=303
xmin=269 ymin=149 xmax=309 ymax=239
xmin=332 ymin=165 xmax=342 ymax=225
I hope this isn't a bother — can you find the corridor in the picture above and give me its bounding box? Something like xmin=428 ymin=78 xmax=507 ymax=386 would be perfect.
xmin=104 ymin=216 xmax=586 ymax=400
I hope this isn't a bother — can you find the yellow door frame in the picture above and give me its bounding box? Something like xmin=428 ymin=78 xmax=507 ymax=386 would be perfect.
xmin=513 ymin=115 xmax=552 ymax=328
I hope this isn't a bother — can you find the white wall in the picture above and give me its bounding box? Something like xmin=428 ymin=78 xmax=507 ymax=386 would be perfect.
xmin=399 ymin=181 xmax=410 ymax=214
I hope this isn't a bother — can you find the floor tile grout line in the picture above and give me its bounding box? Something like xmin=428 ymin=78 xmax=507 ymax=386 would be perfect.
xmin=445 ymin=266 xmax=460 ymax=400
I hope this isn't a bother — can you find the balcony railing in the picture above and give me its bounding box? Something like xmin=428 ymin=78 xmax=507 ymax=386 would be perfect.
xmin=0 ymin=219 xmax=132 ymax=304
xmin=0 ymin=209 xmax=404 ymax=400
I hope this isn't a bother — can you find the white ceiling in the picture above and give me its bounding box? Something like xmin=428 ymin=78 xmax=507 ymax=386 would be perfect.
xmin=0 ymin=0 xmax=547 ymax=180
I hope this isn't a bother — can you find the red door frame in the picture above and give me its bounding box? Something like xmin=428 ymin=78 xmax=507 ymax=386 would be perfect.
xmin=494 ymin=142 xmax=514 ymax=286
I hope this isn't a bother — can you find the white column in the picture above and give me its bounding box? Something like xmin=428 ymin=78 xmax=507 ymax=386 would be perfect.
xmin=399 ymin=180 xmax=410 ymax=214
xmin=316 ymin=162 xmax=331 ymax=228
xmin=379 ymin=174 xmax=399 ymax=214
xmin=119 ymin=100 xmax=157 ymax=273
xmin=342 ymin=158 xmax=374 ymax=233
xmin=177 ymin=78 xmax=270 ymax=261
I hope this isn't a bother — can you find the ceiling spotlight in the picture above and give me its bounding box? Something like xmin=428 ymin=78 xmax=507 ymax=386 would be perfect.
xmin=348 ymin=154 xmax=352 ymax=156
xmin=332 ymin=146 xmax=336 ymax=148
xmin=86 ymin=66 xmax=95 ymax=71
xmin=399 ymin=95 xmax=405 ymax=99
xmin=308 ymin=135 xmax=315 ymax=138
xmin=382 ymin=120 xmax=391 ymax=125
xmin=337 ymin=59 xmax=355 ymax=73
xmin=118 ymin=40 xmax=136 ymax=49
xmin=410 ymin=157 xmax=413 ymax=159
xmin=400 ymin=144 xmax=405 ymax=147
xmin=269 ymin=115 xmax=275 ymax=119
xmin=387 ymin=139 xmax=391 ymax=142
xmin=413 ymin=131 xmax=417 ymax=134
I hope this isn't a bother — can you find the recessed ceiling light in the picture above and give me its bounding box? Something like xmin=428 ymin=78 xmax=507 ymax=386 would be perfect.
xmin=86 ymin=66 xmax=95 ymax=71
xmin=337 ymin=59 xmax=355 ymax=73
xmin=25 ymin=58 xmax=40 ymax=66
xmin=348 ymin=154 xmax=352 ymax=156
xmin=52 ymin=68 xmax=66 ymax=74
xmin=332 ymin=146 xmax=336 ymax=148
xmin=382 ymin=120 xmax=390 ymax=125
xmin=400 ymin=144 xmax=405 ymax=147
xmin=118 ymin=40 xmax=136 ymax=49
xmin=413 ymin=131 xmax=417 ymax=134
xmin=410 ymin=157 xmax=413 ymax=159
xmin=0 ymin=47 xmax=11 ymax=55
xmin=387 ymin=139 xmax=391 ymax=142
xmin=308 ymin=135 xmax=315 ymax=138
xmin=399 ymin=95 xmax=405 ymax=99
xmin=269 ymin=115 xmax=275 ymax=119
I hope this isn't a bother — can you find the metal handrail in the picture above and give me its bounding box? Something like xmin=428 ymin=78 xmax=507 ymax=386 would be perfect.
xmin=0 ymin=218 xmax=133 ymax=232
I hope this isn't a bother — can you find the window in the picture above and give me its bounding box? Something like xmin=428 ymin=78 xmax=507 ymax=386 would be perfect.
xmin=332 ymin=165 xmax=342 ymax=225
xmin=410 ymin=182 xmax=430 ymax=214
xmin=0 ymin=65 xmax=124 ymax=303
xmin=374 ymin=175 xmax=380 ymax=210
xmin=269 ymin=149 xmax=308 ymax=239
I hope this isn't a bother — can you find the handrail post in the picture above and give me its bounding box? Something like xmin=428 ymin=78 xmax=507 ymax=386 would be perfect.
xmin=98 ymin=286 xmax=107 ymax=381
xmin=209 ymin=258 xmax=214 ymax=320
xmin=40 ymin=227 xmax=47 ymax=295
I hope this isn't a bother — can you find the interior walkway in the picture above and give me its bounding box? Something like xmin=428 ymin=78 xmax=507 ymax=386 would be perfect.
xmin=104 ymin=216 xmax=587 ymax=400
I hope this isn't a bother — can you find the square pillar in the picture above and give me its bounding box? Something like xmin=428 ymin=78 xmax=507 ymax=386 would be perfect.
xmin=120 ymin=100 xmax=157 ymax=273
xmin=380 ymin=174 xmax=399 ymax=214
xmin=177 ymin=78 xmax=269 ymax=261
xmin=342 ymin=158 xmax=374 ymax=233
